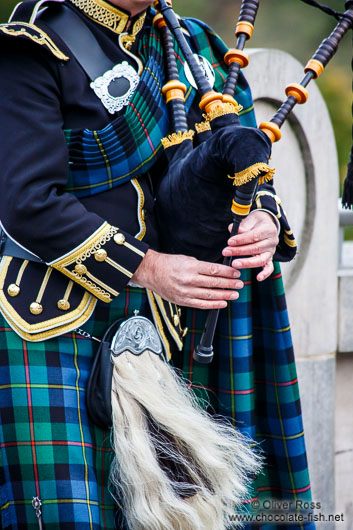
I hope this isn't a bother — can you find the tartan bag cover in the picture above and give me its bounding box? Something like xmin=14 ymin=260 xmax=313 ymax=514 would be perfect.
xmin=0 ymin=13 xmax=315 ymax=530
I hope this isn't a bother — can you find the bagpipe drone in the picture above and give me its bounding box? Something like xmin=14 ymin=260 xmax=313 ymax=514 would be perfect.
xmin=154 ymin=0 xmax=353 ymax=363
xmin=87 ymin=2 xmax=353 ymax=529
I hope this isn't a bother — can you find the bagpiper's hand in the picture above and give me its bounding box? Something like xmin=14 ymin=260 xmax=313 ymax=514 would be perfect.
xmin=132 ymin=249 xmax=244 ymax=309
xmin=222 ymin=210 xmax=279 ymax=282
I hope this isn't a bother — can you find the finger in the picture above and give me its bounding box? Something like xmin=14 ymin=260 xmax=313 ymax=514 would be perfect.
xmin=180 ymin=299 xmax=229 ymax=310
xmin=231 ymin=252 xmax=273 ymax=269
xmin=192 ymin=275 xmax=244 ymax=290
xmin=195 ymin=260 xmax=242 ymax=279
xmin=257 ymin=260 xmax=274 ymax=282
xmin=228 ymin=226 xmax=277 ymax=247
xmin=223 ymin=239 xmax=276 ymax=257
xmin=190 ymin=287 xmax=240 ymax=301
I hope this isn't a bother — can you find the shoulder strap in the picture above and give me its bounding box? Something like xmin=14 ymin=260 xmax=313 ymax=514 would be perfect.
xmin=40 ymin=4 xmax=114 ymax=80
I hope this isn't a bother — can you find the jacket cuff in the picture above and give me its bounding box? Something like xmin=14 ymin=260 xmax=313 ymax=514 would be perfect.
xmin=49 ymin=222 xmax=149 ymax=302
xmin=251 ymin=191 xmax=297 ymax=262
xmin=248 ymin=208 xmax=281 ymax=235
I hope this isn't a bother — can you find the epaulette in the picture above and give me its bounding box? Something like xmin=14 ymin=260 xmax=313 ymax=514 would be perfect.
xmin=0 ymin=0 xmax=69 ymax=61
xmin=0 ymin=22 xmax=69 ymax=61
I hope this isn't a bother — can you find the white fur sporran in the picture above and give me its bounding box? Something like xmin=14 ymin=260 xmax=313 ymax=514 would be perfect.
xmin=109 ymin=315 xmax=261 ymax=530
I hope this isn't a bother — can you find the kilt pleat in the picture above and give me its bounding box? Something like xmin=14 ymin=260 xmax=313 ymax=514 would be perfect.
xmin=0 ymin=287 xmax=147 ymax=529
xmin=0 ymin=269 xmax=314 ymax=529
xmin=178 ymin=263 xmax=315 ymax=530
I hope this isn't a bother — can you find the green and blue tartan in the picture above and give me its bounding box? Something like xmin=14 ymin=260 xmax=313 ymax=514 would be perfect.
xmin=63 ymin=17 xmax=255 ymax=199
xmin=0 ymin=270 xmax=314 ymax=529
xmin=0 ymin=14 xmax=315 ymax=530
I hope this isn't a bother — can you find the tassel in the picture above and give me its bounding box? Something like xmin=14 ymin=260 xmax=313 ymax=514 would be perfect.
xmin=161 ymin=130 xmax=195 ymax=149
xmin=109 ymin=350 xmax=261 ymax=530
xmin=229 ymin=162 xmax=275 ymax=187
xmin=342 ymin=154 xmax=353 ymax=208
xmin=342 ymin=26 xmax=353 ymax=209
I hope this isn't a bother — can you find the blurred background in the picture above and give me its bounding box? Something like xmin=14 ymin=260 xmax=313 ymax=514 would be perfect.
xmin=1 ymin=0 xmax=351 ymax=208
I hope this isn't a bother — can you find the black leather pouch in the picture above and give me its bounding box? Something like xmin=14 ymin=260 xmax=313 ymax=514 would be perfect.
xmin=86 ymin=318 xmax=124 ymax=430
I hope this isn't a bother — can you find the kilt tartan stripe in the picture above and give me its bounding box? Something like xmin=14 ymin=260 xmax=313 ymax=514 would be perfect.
xmin=179 ymin=263 xmax=315 ymax=530
xmin=0 ymin=287 xmax=148 ymax=529
xmin=0 ymin=268 xmax=315 ymax=529
xmin=63 ymin=16 xmax=256 ymax=200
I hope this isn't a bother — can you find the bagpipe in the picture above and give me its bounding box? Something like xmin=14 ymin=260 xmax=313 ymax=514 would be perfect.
xmin=154 ymin=0 xmax=353 ymax=363
xmin=88 ymin=2 xmax=353 ymax=529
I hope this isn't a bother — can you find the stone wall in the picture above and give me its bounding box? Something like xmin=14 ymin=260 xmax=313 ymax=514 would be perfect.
xmin=246 ymin=48 xmax=339 ymax=527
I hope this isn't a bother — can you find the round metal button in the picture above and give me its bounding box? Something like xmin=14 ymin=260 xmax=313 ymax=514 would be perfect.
xmin=8 ymin=284 xmax=20 ymax=297
xmin=114 ymin=233 xmax=126 ymax=245
xmin=75 ymin=264 xmax=87 ymax=275
xmin=30 ymin=302 xmax=43 ymax=315
xmin=57 ymin=299 xmax=71 ymax=311
xmin=95 ymin=249 xmax=107 ymax=262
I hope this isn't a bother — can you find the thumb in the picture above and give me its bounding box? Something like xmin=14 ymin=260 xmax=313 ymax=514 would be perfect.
xmin=238 ymin=213 xmax=256 ymax=233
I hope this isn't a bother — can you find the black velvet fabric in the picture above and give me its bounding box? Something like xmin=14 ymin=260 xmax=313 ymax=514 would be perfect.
xmin=156 ymin=116 xmax=272 ymax=262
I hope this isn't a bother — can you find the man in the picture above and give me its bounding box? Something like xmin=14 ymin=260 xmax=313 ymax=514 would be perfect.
xmin=0 ymin=0 xmax=313 ymax=528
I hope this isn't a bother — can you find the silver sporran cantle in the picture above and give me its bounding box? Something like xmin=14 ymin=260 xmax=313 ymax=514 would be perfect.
xmin=110 ymin=315 xmax=163 ymax=357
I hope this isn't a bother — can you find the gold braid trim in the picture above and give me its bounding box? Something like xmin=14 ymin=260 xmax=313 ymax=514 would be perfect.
xmin=51 ymin=223 xmax=119 ymax=302
xmin=205 ymin=102 xmax=243 ymax=121
xmin=0 ymin=23 xmax=69 ymax=61
xmin=195 ymin=121 xmax=211 ymax=134
xmin=230 ymin=163 xmax=275 ymax=187
xmin=161 ymin=130 xmax=195 ymax=150
xmin=283 ymin=234 xmax=297 ymax=248
xmin=68 ymin=0 xmax=145 ymax=35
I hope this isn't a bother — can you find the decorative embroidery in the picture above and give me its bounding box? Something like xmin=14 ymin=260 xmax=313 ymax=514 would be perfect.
xmin=50 ymin=223 xmax=143 ymax=302
xmin=0 ymin=23 xmax=69 ymax=61
xmin=0 ymin=257 xmax=97 ymax=341
xmin=68 ymin=0 xmax=146 ymax=36
xmin=131 ymin=178 xmax=146 ymax=241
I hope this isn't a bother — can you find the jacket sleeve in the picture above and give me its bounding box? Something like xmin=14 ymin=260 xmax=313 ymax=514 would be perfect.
xmin=0 ymin=41 xmax=148 ymax=303
xmin=250 ymin=180 xmax=297 ymax=262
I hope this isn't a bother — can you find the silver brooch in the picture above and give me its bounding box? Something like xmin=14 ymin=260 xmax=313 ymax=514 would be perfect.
xmin=90 ymin=61 xmax=140 ymax=114
xmin=110 ymin=315 xmax=163 ymax=357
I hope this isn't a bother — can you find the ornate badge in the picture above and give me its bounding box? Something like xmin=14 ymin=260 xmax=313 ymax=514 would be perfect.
xmin=184 ymin=54 xmax=216 ymax=90
xmin=111 ymin=315 xmax=163 ymax=357
xmin=90 ymin=61 xmax=140 ymax=114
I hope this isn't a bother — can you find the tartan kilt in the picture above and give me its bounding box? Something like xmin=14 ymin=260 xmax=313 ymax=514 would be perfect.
xmin=0 ymin=264 xmax=315 ymax=529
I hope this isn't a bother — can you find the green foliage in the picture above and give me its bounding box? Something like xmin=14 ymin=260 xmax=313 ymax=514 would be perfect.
xmin=0 ymin=0 xmax=16 ymax=21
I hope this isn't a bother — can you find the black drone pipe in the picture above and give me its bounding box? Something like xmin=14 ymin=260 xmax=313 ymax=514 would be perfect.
xmin=260 ymin=3 xmax=353 ymax=142
xmin=223 ymin=0 xmax=260 ymax=98
xmin=155 ymin=1 xmax=271 ymax=364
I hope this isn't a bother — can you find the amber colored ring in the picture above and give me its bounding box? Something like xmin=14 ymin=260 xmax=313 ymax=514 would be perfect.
xmin=304 ymin=59 xmax=324 ymax=79
xmin=162 ymin=80 xmax=187 ymax=95
xmin=224 ymin=49 xmax=249 ymax=68
xmin=199 ymin=91 xmax=224 ymax=112
xmin=259 ymin=121 xmax=282 ymax=143
xmin=232 ymin=200 xmax=251 ymax=215
xmin=154 ymin=0 xmax=172 ymax=9
xmin=285 ymin=83 xmax=308 ymax=104
xmin=235 ymin=21 xmax=254 ymax=39
xmin=153 ymin=13 xmax=166 ymax=29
